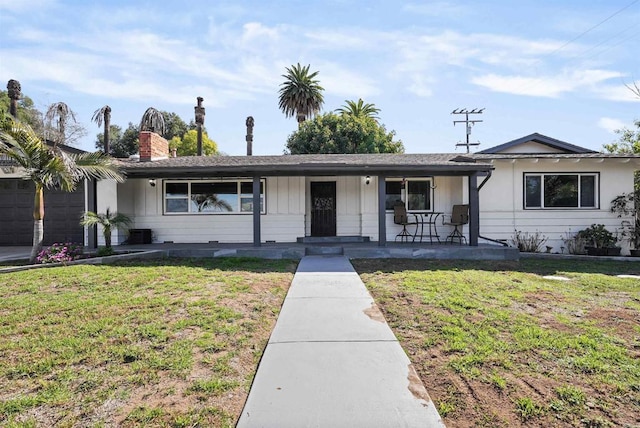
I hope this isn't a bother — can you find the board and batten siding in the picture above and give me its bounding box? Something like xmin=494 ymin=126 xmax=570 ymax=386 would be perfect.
xmin=380 ymin=176 xmax=465 ymax=242
xmin=478 ymin=158 xmax=638 ymax=253
xmin=101 ymin=177 xmax=305 ymax=245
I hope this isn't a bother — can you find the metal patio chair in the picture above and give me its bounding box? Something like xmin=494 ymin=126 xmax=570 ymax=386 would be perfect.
xmin=443 ymin=204 xmax=469 ymax=244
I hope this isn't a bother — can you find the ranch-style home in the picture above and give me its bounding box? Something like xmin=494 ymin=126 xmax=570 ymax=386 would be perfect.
xmin=91 ymin=131 xmax=639 ymax=255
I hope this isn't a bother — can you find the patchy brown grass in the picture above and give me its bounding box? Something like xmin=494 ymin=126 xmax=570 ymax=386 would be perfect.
xmin=0 ymin=258 xmax=296 ymax=427
xmin=354 ymin=258 xmax=640 ymax=428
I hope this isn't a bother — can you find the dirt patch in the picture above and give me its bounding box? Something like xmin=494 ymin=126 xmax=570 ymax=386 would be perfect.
xmin=355 ymin=260 xmax=640 ymax=428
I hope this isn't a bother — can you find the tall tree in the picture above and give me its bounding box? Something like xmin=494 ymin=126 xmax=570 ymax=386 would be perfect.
xmin=162 ymin=111 xmax=189 ymax=140
xmin=278 ymin=63 xmax=324 ymax=127
xmin=44 ymin=101 xmax=86 ymax=146
xmin=95 ymin=123 xmax=140 ymax=158
xmin=335 ymin=98 xmax=380 ymax=120
xmin=169 ymin=129 xmax=218 ymax=156
xmin=626 ymin=80 xmax=640 ymax=99
xmin=603 ymin=119 xmax=640 ymax=155
xmin=285 ymin=112 xmax=404 ymax=154
xmin=6 ymin=79 xmax=21 ymax=118
xmin=92 ymin=105 xmax=112 ymax=154
xmin=0 ymin=90 xmax=43 ymax=134
xmin=0 ymin=114 xmax=125 ymax=262
xmin=139 ymin=107 xmax=165 ymax=136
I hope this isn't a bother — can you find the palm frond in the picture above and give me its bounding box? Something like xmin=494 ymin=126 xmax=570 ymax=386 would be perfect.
xmin=140 ymin=107 xmax=166 ymax=135
xmin=92 ymin=105 xmax=111 ymax=127
xmin=71 ymin=151 xmax=126 ymax=182
xmin=278 ymin=63 xmax=324 ymax=120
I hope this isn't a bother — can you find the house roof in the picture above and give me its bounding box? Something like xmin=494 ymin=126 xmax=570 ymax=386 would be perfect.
xmin=477 ymin=133 xmax=598 ymax=154
xmin=119 ymin=153 xmax=494 ymax=179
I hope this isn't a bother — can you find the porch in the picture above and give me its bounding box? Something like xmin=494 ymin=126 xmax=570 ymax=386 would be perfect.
xmin=119 ymin=239 xmax=519 ymax=261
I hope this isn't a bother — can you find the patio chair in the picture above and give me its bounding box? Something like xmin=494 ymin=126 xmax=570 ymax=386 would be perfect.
xmin=393 ymin=203 xmax=417 ymax=242
xmin=443 ymin=204 xmax=469 ymax=244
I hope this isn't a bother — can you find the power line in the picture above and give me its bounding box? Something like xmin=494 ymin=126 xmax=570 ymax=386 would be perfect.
xmin=541 ymin=0 xmax=639 ymax=60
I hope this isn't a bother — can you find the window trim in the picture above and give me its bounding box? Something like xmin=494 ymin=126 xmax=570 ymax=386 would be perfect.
xmin=523 ymin=172 xmax=600 ymax=210
xmin=163 ymin=179 xmax=266 ymax=215
xmin=384 ymin=177 xmax=434 ymax=212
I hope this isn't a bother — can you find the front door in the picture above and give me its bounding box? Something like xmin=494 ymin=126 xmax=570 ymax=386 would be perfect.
xmin=311 ymin=181 xmax=336 ymax=237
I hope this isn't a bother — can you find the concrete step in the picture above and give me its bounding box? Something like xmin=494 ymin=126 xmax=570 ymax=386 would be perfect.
xmin=297 ymin=236 xmax=370 ymax=244
xmin=305 ymin=246 xmax=344 ymax=256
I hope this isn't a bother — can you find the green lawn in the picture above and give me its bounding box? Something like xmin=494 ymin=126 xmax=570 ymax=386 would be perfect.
xmin=2 ymin=256 xmax=638 ymax=427
xmin=354 ymin=258 xmax=640 ymax=428
xmin=0 ymin=258 xmax=296 ymax=427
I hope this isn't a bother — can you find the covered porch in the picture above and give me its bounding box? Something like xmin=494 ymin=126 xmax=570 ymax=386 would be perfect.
xmin=110 ymin=153 xmax=495 ymax=248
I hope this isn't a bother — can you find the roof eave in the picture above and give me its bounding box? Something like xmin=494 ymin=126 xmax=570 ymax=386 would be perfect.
xmin=122 ymin=163 xmax=494 ymax=179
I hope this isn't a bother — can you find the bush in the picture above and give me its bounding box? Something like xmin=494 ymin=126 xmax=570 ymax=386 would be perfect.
xmin=36 ymin=242 xmax=83 ymax=264
xmin=577 ymin=224 xmax=616 ymax=248
xmin=561 ymin=230 xmax=587 ymax=255
xmin=96 ymin=246 xmax=115 ymax=257
xmin=510 ymin=230 xmax=548 ymax=253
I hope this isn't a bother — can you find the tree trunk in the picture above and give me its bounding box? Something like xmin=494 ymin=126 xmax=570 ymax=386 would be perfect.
xmin=104 ymin=116 xmax=110 ymax=155
xmin=29 ymin=185 xmax=45 ymax=263
xmin=296 ymin=113 xmax=306 ymax=127
xmin=104 ymin=226 xmax=111 ymax=249
xmin=9 ymin=99 xmax=18 ymax=118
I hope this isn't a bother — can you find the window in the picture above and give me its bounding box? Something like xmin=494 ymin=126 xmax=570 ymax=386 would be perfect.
xmin=164 ymin=179 xmax=265 ymax=214
xmin=524 ymin=173 xmax=598 ymax=209
xmin=385 ymin=178 xmax=433 ymax=211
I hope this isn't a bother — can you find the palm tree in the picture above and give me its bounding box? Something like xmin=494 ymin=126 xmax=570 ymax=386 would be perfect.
xmin=335 ymin=99 xmax=380 ymax=120
xmin=92 ymin=105 xmax=112 ymax=154
xmin=0 ymin=114 xmax=125 ymax=262
xmin=6 ymin=79 xmax=21 ymax=118
xmin=45 ymin=101 xmax=76 ymax=145
xmin=80 ymin=208 xmax=132 ymax=250
xmin=278 ymin=63 xmax=324 ymax=126
xmin=193 ymin=194 xmax=233 ymax=212
xmin=140 ymin=107 xmax=166 ymax=136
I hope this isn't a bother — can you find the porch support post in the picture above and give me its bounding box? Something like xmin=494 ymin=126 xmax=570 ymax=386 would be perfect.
xmin=87 ymin=179 xmax=97 ymax=249
xmin=468 ymin=172 xmax=479 ymax=246
xmin=378 ymin=175 xmax=386 ymax=247
xmin=252 ymin=176 xmax=261 ymax=247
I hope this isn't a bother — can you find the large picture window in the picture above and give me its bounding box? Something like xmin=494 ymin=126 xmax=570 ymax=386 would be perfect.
xmin=524 ymin=173 xmax=598 ymax=209
xmin=164 ymin=180 xmax=265 ymax=214
xmin=385 ymin=178 xmax=433 ymax=211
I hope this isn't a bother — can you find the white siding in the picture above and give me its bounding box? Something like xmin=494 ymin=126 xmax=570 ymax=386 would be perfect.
xmin=117 ymin=177 xmax=305 ymax=244
xmin=96 ymin=179 xmax=120 ymax=245
xmin=479 ymin=158 xmax=639 ymax=253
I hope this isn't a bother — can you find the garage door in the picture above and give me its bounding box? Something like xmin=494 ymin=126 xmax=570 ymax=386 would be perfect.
xmin=0 ymin=179 xmax=85 ymax=246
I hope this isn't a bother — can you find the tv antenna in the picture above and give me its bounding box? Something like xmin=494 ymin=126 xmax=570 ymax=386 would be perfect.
xmin=452 ymin=108 xmax=484 ymax=153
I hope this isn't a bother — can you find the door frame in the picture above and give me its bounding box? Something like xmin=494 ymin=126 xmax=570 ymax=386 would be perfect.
xmin=310 ymin=181 xmax=337 ymax=237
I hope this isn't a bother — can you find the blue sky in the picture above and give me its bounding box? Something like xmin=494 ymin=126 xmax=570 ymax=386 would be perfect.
xmin=0 ymin=0 xmax=638 ymax=155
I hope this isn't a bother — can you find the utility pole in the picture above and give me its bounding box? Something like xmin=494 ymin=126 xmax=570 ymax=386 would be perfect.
xmin=452 ymin=108 xmax=484 ymax=153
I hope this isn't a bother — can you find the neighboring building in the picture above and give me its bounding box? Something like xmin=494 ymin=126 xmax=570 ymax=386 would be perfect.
xmin=93 ymin=131 xmax=639 ymax=255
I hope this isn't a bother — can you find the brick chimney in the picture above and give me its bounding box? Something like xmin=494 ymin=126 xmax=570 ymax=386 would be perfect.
xmin=139 ymin=131 xmax=169 ymax=162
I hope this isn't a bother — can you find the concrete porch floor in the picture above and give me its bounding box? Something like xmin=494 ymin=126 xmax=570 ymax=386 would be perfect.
xmin=121 ymin=240 xmax=519 ymax=261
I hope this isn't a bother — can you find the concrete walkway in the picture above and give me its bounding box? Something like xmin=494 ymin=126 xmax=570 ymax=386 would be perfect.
xmin=237 ymin=256 xmax=444 ymax=427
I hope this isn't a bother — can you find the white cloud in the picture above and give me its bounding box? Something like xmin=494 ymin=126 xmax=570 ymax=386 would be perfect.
xmin=0 ymin=0 xmax=56 ymax=12
xmin=592 ymin=84 xmax=640 ymax=102
xmin=471 ymin=69 xmax=623 ymax=98
xmin=317 ymin=62 xmax=380 ymax=99
xmin=597 ymin=117 xmax=626 ymax=134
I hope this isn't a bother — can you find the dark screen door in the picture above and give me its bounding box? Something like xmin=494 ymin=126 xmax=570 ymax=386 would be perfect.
xmin=311 ymin=182 xmax=336 ymax=237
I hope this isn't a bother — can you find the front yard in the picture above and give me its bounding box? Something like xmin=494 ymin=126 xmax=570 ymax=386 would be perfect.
xmin=354 ymin=258 xmax=640 ymax=427
xmin=1 ymin=256 xmax=638 ymax=427
xmin=0 ymin=258 xmax=296 ymax=427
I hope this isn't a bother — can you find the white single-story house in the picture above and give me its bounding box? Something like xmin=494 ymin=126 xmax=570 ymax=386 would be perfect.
xmin=93 ymin=131 xmax=639 ymax=255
